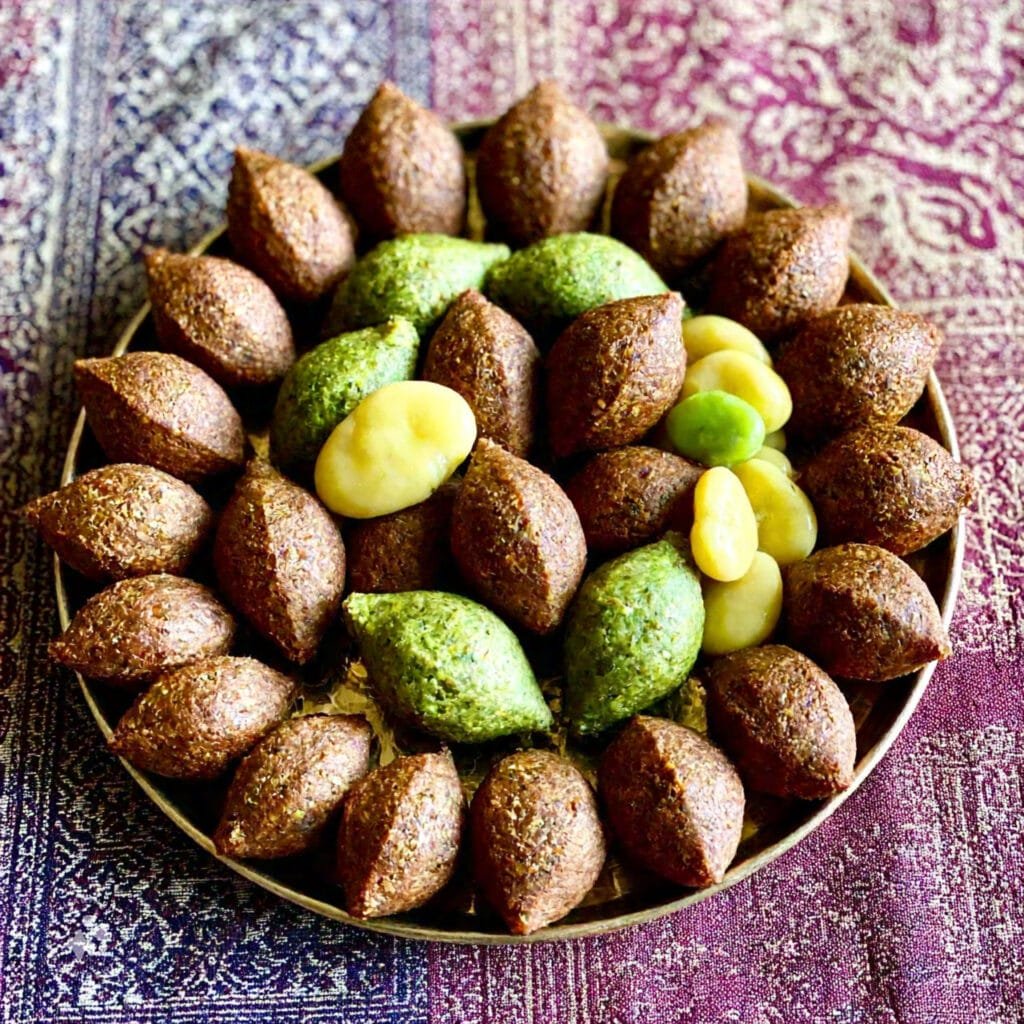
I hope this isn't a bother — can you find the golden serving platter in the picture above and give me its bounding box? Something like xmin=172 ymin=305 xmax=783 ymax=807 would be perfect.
xmin=55 ymin=123 xmax=965 ymax=944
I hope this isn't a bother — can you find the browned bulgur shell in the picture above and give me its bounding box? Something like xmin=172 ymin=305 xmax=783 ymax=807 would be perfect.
xmin=214 ymin=713 xmax=372 ymax=860
xmin=471 ymin=749 xmax=605 ymax=935
xmin=708 ymin=204 xmax=851 ymax=341
xmin=346 ymin=480 xmax=458 ymax=594
xmin=49 ymin=574 xmax=235 ymax=687
xmin=599 ymin=716 xmax=745 ymax=886
xmin=611 ymin=122 xmax=748 ymax=280
xmin=801 ymin=425 xmax=973 ymax=554
xmin=337 ymin=751 xmax=464 ymax=918
xmin=144 ymin=249 xmax=295 ymax=387
xmin=705 ymin=645 xmax=857 ymax=799
xmin=422 ymin=289 xmax=540 ymax=458
xmin=227 ymin=147 xmax=356 ymax=303
xmin=476 ymin=81 xmax=609 ymax=247
xmin=776 ymin=305 xmax=943 ymax=446
xmin=450 ymin=439 xmax=586 ymax=634
xmin=546 ymin=292 xmax=687 ymax=459
xmin=214 ymin=460 xmax=346 ymax=664
xmin=74 ymin=352 xmax=245 ymax=483
xmin=109 ymin=656 xmax=297 ymax=780
xmin=564 ymin=445 xmax=703 ymax=553
xmin=21 ymin=463 xmax=213 ymax=581
xmin=784 ymin=543 xmax=950 ymax=682
xmin=339 ymin=81 xmax=466 ymax=240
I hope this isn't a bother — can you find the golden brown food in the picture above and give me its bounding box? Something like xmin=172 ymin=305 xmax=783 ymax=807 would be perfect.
xmin=214 ymin=460 xmax=346 ymax=664
xmin=422 ymin=289 xmax=540 ymax=458
xmin=564 ymin=445 xmax=703 ymax=552
xmin=801 ymin=425 xmax=973 ymax=554
xmin=546 ymin=292 xmax=687 ymax=459
xmin=784 ymin=543 xmax=950 ymax=681
xmin=776 ymin=305 xmax=942 ymax=445
xmin=611 ymin=122 xmax=747 ymax=280
xmin=144 ymin=248 xmax=295 ymax=387
xmin=705 ymin=645 xmax=856 ymax=799
xmin=214 ymin=713 xmax=372 ymax=860
xmin=471 ymin=750 xmax=605 ymax=935
xmin=450 ymin=439 xmax=586 ymax=634
xmin=339 ymin=81 xmax=466 ymax=240
xmin=74 ymin=352 xmax=245 ymax=483
xmin=337 ymin=751 xmax=464 ymax=918
xmin=708 ymin=204 xmax=851 ymax=341
xmin=599 ymin=716 xmax=744 ymax=886
xmin=346 ymin=480 xmax=458 ymax=594
xmin=476 ymin=81 xmax=609 ymax=247
xmin=227 ymin=147 xmax=356 ymax=302
xmin=109 ymin=656 xmax=297 ymax=780
xmin=49 ymin=574 xmax=235 ymax=687
xmin=21 ymin=463 xmax=213 ymax=581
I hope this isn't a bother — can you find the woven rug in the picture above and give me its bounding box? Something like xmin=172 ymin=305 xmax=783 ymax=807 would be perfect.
xmin=2 ymin=2 xmax=1021 ymax=1021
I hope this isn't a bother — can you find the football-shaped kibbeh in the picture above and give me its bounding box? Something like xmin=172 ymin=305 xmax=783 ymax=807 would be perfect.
xmin=49 ymin=574 xmax=235 ymax=687
xmin=611 ymin=121 xmax=748 ymax=280
xmin=471 ymin=750 xmax=606 ymax=935
xmin=784 ymin=544 xmax=951 ymax=682
xmin=476 ymin=80 xmax=609 ymax=247
xmin=214 ymin=460 xmax=346 ymax=664
xmin=109 ymin=656 xmax=297 ymax=781
xmin=339 ymin=81 xmax=467 ymax=240
xmin=705 ymin=645 xmax=857 ymax=799
xmin=599 ymin=716 xmax=745 ymax=887
xmin=21 ymin=463 xmax=213 ymax=582
xmin=450 ymin=438 xmax=587 ymax=634
xmin=38 ymin=85 xmax=969 ymax=937
xmin=144 ymin=248 xmax=295 ymax=387
xmin=214 ymin=714 xmax=372 ymax=860
xmin=227 ymin=147 xmax=356 ymax=303
xmin=337 ymin=751 xmax=464 ymax=919
xmin=74 ymin=352 xmax=246 ymax=483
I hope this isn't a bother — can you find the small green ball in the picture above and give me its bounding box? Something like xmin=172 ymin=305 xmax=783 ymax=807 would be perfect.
xmin=666 ymin=390 xmax=766 ymax=467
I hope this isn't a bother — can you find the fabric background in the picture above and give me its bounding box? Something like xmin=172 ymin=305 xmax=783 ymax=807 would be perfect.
xmin=2 ymin=1 xmax=1022 ymax=1021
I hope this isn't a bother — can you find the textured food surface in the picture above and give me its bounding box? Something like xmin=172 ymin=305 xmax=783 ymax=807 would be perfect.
xmin=337 ymin=752 xmax=464 ymax=919
xmin=227 ymin=147 xmax=356 ymax=302
xmin=21 ymin=463 xmax=213 ymax=581
xmin=706 ymin=645 xmax=857 ymax=798
xmin=109 ymin=656 xmax=297 ymax=780
xmin=470 ymin=750 xmax=606 ymax=935
xmin=450 ymin=439 xmax=586 ymax=633
xmin=73 ymin=352 xmax=245 ymax=482
xmin=214 ymin=714 xmax=371 ymax=860
xmin=599 ymin=716 xmax=745 ymax=886
xmin=339 ymin=81 xmax=466 ymax=240
xmin=214 ymin=460 xmax=346 ymax=664
xmin=784 ymin=543 xmax=951 ymax=681
xmin=476 ymin=80 xmax=609 ymax=247
xmin=422 ymin=289 xmax=540 ymax=457
xmin=49 ymin=574 xmax=235 ymax=687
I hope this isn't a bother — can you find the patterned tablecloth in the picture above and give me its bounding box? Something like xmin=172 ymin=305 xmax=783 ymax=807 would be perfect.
xmin=2 ymin=1 xmax=1022 ymax=1021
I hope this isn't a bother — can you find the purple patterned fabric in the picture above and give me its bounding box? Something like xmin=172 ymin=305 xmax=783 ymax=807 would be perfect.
xmin=1 ymin=1 xmax=1021 ymax=1021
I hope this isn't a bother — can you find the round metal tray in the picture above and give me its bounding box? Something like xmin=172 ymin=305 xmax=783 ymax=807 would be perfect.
xmin=55 ymin=123 xmax=965 ymax=943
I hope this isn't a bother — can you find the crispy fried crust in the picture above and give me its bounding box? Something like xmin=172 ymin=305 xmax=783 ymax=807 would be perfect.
xmin=599 ymin=716 xmax=745 ymax=884
xmin=705 ymin=645 xmax=856 ymax=799
xmin=471 ymin=750 xmax=605 ymax=935
xmin=21 ymin=463 xmax=213 ymax=581
xmin=214 ymin=460 xmax=346 ymax=664
xmin=214 ymin=714 xmax=372 ymax=860
xmin=109 ymin=656 xmax=297 ymax=780
xmin=73 ymin=352 xmax=245 ymax=483
xmin=48 ymin=574 xmax=235 ymax=687
xmin=784 ymin=543 xmax=951 ymax=681
xmin=337 ymin=751 xmax=464 ymax=918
